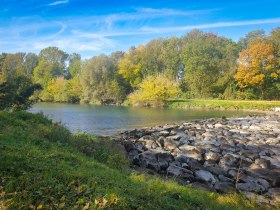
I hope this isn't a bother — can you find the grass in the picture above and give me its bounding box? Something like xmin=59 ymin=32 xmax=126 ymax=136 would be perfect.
xmin=0 ymin=111 xmax=260 ymax=209
xmin=166 ymin=99 xmax=280 ymax=111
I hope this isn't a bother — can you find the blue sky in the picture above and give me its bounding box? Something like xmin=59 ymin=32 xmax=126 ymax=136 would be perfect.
xmin=0 ymin=0 xmax=280 ymax=58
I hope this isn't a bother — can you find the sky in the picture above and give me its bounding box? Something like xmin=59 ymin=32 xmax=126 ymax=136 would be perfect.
xmin=0 ymin=0 xmax=280 ymax=58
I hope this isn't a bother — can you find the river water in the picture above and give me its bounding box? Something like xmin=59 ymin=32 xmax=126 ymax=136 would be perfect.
xmin=29 ymin=103 xmax=256 ymax=135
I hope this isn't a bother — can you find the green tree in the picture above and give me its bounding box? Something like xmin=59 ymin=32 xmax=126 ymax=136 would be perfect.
xmin=181 ymin=30 xmax=238 ymax=98
xmin=38 ymin=47 xmax=68 ymax=78
xmin=68 ymin=53 xmax=81 ymax=78
xmin=0 ymin=53 xmax=41 ymax=110
xmin=80 ymin=54 xmax=128 ymax=104
xmin=24 ymin=53 xmax=39 ymax=75
xmin=238 ymin=30 xmax=266 ymax=49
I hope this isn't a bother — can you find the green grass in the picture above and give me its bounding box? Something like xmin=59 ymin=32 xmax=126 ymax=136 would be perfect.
xmin=167 ymin=99 xmax=280 ymax=111
xmin=0 ymin=111 xmax=259 ymax=209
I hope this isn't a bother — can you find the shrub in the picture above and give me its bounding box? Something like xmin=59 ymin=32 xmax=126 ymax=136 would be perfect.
xmin=128 ymin=74 xmax=181 ymax=107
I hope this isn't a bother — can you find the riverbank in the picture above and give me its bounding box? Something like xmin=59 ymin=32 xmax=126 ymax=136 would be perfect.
xmin=166 ymin=99 xmax=280 ymax=111
xmin=0 ymin=111 xmax=257 ymax=209
xmin=114 ymin=113 xmax=280 ymax=207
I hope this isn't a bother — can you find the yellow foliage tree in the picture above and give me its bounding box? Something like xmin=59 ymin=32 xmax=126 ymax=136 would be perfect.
xmin=128 ymin=74 xmax=180 ymax=107
xmin=118 ymin=46 xmax=144 ymax=88
xmin=234 ymin=39 xmax=279 ymax=90
xmin=46 ymin=77 xmax=68 ymax=102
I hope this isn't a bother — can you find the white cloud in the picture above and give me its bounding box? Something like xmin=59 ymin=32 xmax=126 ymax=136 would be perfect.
xmin=135 ymin=7 xmax=215 ymax=16
xmin=141 ymin=18 xmax=280 ymax=33
xmin=48 ymin=0 xmax=69 ymax=6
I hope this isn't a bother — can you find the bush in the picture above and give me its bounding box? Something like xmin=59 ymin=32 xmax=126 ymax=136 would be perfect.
xmin=128 ymin=74 xmax=181 ymax=107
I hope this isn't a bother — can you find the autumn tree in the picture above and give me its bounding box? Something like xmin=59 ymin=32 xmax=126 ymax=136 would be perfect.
xmin=234 ymin=39 xmax=280 ymax=98
xmin=128 ymin=74 xmax=181 ymax=107
xmin=118 ymin=46 xmax=144 ymax=88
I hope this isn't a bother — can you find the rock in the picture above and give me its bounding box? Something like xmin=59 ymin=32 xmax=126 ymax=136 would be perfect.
xmin=205 ymin=152 xmax=220 ymax=162
xmin=214 ymin=182 xmax=235 ymax=193
xmin=203 ymin=131 xmax=216 ymax=138
xmin=160 ymin=130 xmax=170 ymax=136
xmin=124 ymin=141 xmax=135 ymax=152
xmin=228 ymin=169 xmax=238 ymax=178
xmin=134 ymin=142 xmax=147 ymax=152
xmin=240 ymin=149 xmax=259 ymax=160
xmin=118 ymin=113 xmax=280 ymax=208
xmin=219 ymin=154 xmax=239 ymax=170
xmin=164 ymin=141 xmax=177 ymax=151
xmin=214 ymin=123 xmax=223 ymax=128
xmin=139 ymin=151 xmax=159 ymax=171
xmin=236 ymin=181 xmax=266 ymax=193
xmin=265 ymin=188 xmax=280 ymax=203
xmin=244 ymin=192 xmax=272 ymax=206
xmin=166 ymin=135 xmax=181 ymax=141
xmin=260 ymin=156 xmax=280 ymax=168
xmin=178 ymin=151 xmax=203 ymax=162
xmin=248 ymin=168 xmax=280 ymax=187
xmin=167 ymin=165 xmax=194 ymax=180
xmin=239 ymin=175 xmax=270 ymax=192
xmin=203 ymin=163 xmax=225 ymax=176
xmin=218 ymin=175 xmax=234 ymax=183
xmin=195 ymin=170 xmax=217 ymax=184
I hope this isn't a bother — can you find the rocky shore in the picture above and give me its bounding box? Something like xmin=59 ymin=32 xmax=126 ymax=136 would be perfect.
xmin=114 ymin=114 xmax=280 ymax=206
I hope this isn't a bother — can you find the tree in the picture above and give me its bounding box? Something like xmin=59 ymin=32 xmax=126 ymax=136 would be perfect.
xmin=234 ymin=39 xmax=280 ymax=98
xmin=33 ymin=60 xmax=53 ymax=87
xmin=24 ymin=53 xmax=39 ymax=75
xmin=270 ymin=27 xmax=280 ymax=65
xmin=118 ymin=46 xmax=144 ymax=88
xmin=181 ymin=30 xmax=238 ymax=97
xmin=68 ymin=53 xmax=81 ymax=78
xmin=38 ymin=47 xmax=68 ymax=78
xmin=128 ymin=74 xmax=180 ymax=107
xmin=80 ymin=54 xmax=128 ymax=104
xmin=67 ymin=76 xmax=82 ymax=103
xmin=0 ymin=53 xmax=27 ymax=83
xmin=0 ymin=75 xmax=41 ymax=111
xmin=239 ymin=30 xmax=266 ymax=49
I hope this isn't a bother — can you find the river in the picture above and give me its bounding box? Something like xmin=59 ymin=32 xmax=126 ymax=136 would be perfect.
xmin=29 ymin=103 xmax=256 ymax=135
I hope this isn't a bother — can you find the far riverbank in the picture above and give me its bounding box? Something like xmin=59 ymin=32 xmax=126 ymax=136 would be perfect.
xmin=166 ymin=99 xmax=280 ymax=111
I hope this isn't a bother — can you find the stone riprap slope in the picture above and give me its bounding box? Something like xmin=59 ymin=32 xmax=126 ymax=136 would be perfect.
xmin=114 ymin=114 xmax=280 ymax=206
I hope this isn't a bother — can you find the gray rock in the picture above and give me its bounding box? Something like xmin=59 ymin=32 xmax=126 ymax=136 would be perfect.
xmin=167 ymin=165 xmax=193 ymax=179
xmin=214 ymin=182 xmax=235 ymax=193
xmin=236 ymin=181 xmax=266 ymax=193
xmin=265 ymin=188 xmax=280 ymax=203
xmin=195 ymin=170 xmax=217 ymax=184
xmin=124 ymin=141 xmax=135 ymax=152
xmin=203 ymin=163 xmax=225 ymax=176
xmin=244 ymin=192 xmax=272 ymax=206
xmin=218 ymin=174 xmax=234 ymax=183
xmin=166 ymin=135 xmax=181 ymax=141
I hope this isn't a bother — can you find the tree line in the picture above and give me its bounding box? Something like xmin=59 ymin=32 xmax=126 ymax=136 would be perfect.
xmin=0 ymin=28 xmax=280 ymax=109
